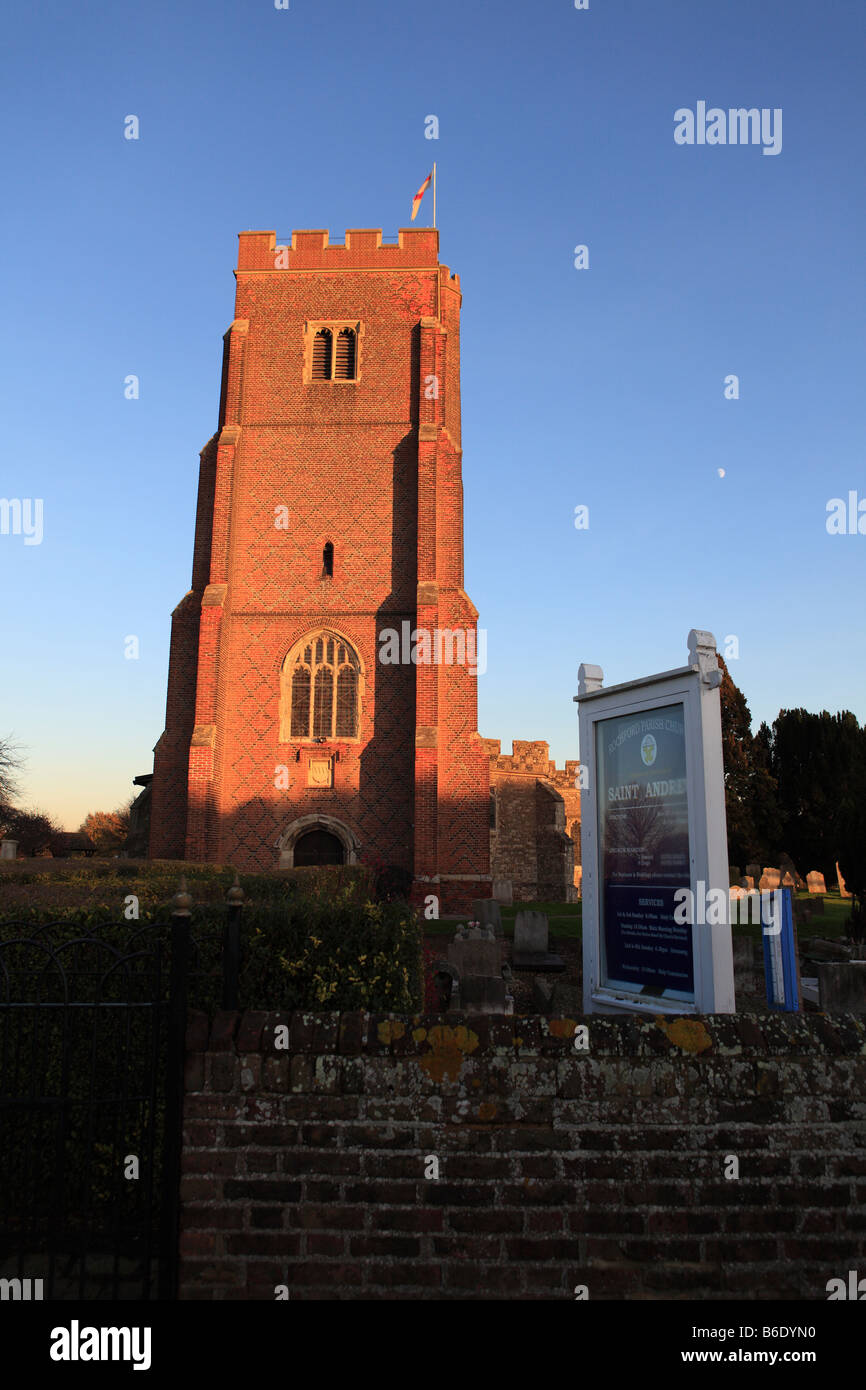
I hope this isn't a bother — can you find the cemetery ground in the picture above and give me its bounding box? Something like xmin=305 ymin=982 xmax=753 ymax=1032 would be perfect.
xmin=0 ymin=857 xmax=854 ymax=1016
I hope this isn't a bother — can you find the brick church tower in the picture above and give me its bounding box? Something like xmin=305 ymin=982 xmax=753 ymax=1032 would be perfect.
xmin=149 ymin=227 xmax=490 ymax=911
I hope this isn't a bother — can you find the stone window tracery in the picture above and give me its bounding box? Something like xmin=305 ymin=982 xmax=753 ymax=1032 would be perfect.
xmin=282 ymin=631 xmax=361 ymax=741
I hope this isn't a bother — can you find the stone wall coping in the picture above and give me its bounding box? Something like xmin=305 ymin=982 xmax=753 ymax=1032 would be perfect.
xmin=185 ymin=1009 xmax=866 ymax=1060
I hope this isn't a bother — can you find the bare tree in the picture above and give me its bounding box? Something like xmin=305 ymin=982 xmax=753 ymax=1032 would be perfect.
xmin=0 ymin=734 xmax=25 ymax=811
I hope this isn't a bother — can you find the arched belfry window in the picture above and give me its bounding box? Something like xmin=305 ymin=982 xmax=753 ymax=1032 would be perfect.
xmin=281 ymin=631 xmax=361 ymax=741
xmin=312 ymin=328 xmax=332 ymax=380
xmin=334 ymin=328 xmax=356 ymax=379
xmin=306 ymin=323 xmax=360 ymax=383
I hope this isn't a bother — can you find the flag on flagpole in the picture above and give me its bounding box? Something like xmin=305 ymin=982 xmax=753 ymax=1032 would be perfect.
xmin=411 ymin=171 xmax=433 ymax=222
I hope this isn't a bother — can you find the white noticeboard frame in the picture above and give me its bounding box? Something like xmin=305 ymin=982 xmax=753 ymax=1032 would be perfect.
xmin=575 ymin=630 xmax=735 ymax=1016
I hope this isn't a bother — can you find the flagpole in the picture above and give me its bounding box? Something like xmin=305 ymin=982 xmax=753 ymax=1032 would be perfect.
xmin=433 ymin=162 xmax=437 ymax=228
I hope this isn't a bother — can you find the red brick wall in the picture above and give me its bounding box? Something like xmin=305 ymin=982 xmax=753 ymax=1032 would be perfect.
xmin=150 ymin=230 xmax=489 ymax=905
xmin=178 ymin=1008 xmax=866 ymax=1300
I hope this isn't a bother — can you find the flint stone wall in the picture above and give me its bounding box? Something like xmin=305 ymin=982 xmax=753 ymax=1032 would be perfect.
xmin=179 ymin=1009 xmax=866 ymax=1301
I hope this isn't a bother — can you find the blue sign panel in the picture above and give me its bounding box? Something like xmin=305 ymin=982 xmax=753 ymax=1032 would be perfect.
xmin=596 ymin=704 xmax=694 ymax=1001
xmin=762 ymin=886 xmax=801 ymax=1011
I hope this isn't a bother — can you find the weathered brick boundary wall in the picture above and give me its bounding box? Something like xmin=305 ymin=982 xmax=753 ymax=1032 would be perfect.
xmin=179 ymin=1010 xmax=866 ymax=1300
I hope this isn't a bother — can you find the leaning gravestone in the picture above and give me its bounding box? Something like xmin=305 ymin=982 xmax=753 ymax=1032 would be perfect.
xmin=548 ymin=977 xmax=583 ymax=1015
xmin=836 ymin=862 xmax=853 ymax=900
xmin=806 ymin=871 xmax=827 ymax=895
xmin=471 ymin=898 xmax=503 ymax=938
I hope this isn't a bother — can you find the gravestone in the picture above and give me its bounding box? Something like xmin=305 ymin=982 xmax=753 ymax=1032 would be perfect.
xmin=746 ymin=862 xmax=762 ymax=885
xmin=531 ymin=977 xmax=555 ymax=1013
xmin=759 ymin=867 xmax=781 ymax=892
xmin=836 ymin=862 xmax=852 ymax=899
xmin=512 ymin=909 xmax=565 ymax=972
xmin=447 ymin=923 xmax=500 ymax=978
xmin=806 ymin=870 xmax=826 ymax=895
xmin=514 ymin=910 xmax=548 ymax=955
xmin=441 ymin=923 xmax=512 ymax=1014
xmin=492 ymin=878 xmax=513 ymax=905
xmin=817 ymin=962 xmax=866 ymax=1014
xmin=729 ymin=864 xmax=741 ymax=887
xmin=0 ymin=840 xmax=18 ymax=861
xmin=471 ymin=898 xmax=503 ymax=938
xmin=460 ymin=974 xmax=509 ymax=1014
xmin=548 ymin=977 xmax=583 ymax=1015
xmin=781 ymin=871 xmax=796 ymax=889
xmin=740 ymin=875 xmax=755 ymax=891
xmin=779 ymin=853 xmax=805 ymax=890
xmin=732 ymin=936 xmax=755 ymax=994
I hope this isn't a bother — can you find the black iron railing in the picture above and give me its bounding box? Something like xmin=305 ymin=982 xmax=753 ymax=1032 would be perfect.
xmin=0 ymin=878 xmax=244 ymax=1301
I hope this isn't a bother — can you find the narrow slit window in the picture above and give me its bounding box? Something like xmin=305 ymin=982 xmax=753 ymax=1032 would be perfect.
xmin=323 ymin=542 xmax=334 ymax=578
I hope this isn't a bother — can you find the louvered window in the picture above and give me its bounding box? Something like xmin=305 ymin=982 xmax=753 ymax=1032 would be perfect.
xmin=334 ymin=328 xmax=356 ymax=380
xmin=282 ymin=631 xmax=361 ymax=740
xmin=312 ymin=329 xmax=332 ymax=380
xmin=308 ymin=324 xmax=358 ymax=382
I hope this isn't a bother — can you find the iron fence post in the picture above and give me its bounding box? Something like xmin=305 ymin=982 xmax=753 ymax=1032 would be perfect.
xmin=159 ymin=877 xmax=192 ymax=1300
xmin=222 ymin=874 xmax=245 ymax=1011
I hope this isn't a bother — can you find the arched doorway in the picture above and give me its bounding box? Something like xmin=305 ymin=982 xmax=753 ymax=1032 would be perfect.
xmin=292 ymin=828 xmax=345 ymax=866
xmin=275 ymin=813 xmax=360 ymax=868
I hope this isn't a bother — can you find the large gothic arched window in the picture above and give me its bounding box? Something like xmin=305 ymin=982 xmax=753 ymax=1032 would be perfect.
xmin=281 ymin=631 xmax=361 ymax=741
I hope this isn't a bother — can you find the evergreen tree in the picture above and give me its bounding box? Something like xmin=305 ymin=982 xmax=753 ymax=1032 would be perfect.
xmin=768 ymin=709 xmax=863 ymax=886
xmin=717 ymin=657 xmax=780 ymax=866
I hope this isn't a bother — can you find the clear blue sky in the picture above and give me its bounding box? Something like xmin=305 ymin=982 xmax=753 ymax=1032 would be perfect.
xmin=2 ymin=0 xmax=864 ymax=828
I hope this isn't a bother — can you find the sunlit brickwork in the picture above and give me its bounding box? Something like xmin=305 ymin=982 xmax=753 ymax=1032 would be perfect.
xmin=149 ymin=229 xmax=490 ymax=909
